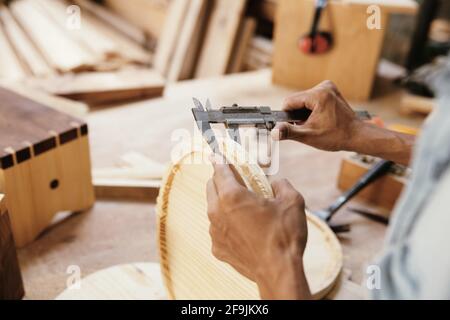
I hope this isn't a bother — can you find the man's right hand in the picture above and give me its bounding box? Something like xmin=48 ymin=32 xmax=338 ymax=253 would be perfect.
xmin=273 ymin=80 xmax=415 ymax=166
xmin=272 ymin=80 xmax=363 ymax=152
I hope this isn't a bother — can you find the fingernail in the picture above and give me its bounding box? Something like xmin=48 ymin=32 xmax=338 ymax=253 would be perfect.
xmin=271 ymin=128 xmax=281 ymax=141
xmin=209 ymin=153 xmax=225 ymax=165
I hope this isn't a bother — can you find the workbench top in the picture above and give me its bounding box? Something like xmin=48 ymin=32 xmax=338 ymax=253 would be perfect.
xmin=18 ymin=69 xmax=421 ymax=299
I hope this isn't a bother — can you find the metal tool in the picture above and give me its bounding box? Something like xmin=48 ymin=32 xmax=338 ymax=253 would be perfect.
xmin=348 ymin=207 xmax=389 ymax=225
xmin=299 ymin=0 xmax=333 ymax=54
xmin=313 ymin=159 xmax=394 ymax=232
xmin=192 ymin=98 xmax=371 ymax=153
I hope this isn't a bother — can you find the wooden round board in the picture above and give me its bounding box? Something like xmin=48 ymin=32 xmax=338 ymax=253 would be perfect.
xmin=55 ymin=263 xmax=167 ymax=300
xmin=157 ymin=139 xmax=343 ymax=299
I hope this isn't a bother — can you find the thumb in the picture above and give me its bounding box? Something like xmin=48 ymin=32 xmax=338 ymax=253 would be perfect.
xmin=271 ymin=179 xmax=304 ymax=206
xmin=272 ymin=123 xmax=314 ymax=141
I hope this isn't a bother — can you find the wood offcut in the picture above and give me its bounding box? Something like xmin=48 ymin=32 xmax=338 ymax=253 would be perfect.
xmin=157 ymin=140 xmax=343 ymax=299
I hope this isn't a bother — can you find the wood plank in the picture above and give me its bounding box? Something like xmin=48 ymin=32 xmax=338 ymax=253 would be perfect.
xmin=35 ymin=0 xmax=118 ymax=61
xmin=250 ymin=36 xmax=274 ymax=56
xmin=73 ymin=0 xmax=148 ymax=47
xmin=0 ymin=5 xmax=53 ymax=77
xmin=93 ymin=151 xmax=166 ymax=180
xmin=76 ymin=7 xmax=152 ymax=66
xmin=195 ymin=0 xmax=247 ymax=78
xmin=0 ymin=15 xmax=27 ymax=80
xmin=10 ymin=0 xmax=98 ymax=73
xmin=153 ymin=0 xmax=191 ymax=77
xmin=0 ymin=194 xmax=24 ymax=300
xmin=104 ymin=0 xmax=170 ymax=40
xmin=243 ymin=37 xmax=273 ymax=70
xmin=25 ymin=69 xmax=165 ymax=106
xmin=94 ymin=178 xmax=160 ymax=201
xmin=245 ymin=47 xmax=272 ymax=69
xmin=0 ymin=81 xmax=88 ymax=118
xmin=167 ymin=0 xmax=209 ymax=81
xmin=400 ymin=93 xmax=435 ymax=116
xmin=228 ymin=18 xmax=257 ymax=73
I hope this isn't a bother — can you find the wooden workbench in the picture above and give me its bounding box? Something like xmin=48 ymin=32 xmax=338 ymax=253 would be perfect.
xmin=18 ymin=69 xmax=423 ymax=299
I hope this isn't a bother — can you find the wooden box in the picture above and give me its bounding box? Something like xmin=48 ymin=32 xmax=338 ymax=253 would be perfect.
xmin=0 ymin=87 xmax=95 ymax=247
xmin=337 ymin=155 xmax=406 ymax=211
xmin=273 ymin=0 xmax=417 ymax=101
xmin=0 ymin=194 xmax=24 ymax=299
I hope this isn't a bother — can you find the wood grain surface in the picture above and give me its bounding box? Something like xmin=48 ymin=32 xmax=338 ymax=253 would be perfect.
xmin=195 ymin=0 xmax=247 ymax=78
xmin=56 ymin=262 xmax=167 ymax=300
xmin=25 ymin=69 xmax=165 ymax=106
xmin=153 ymin=0 xmax=191 ymax=77
xmin=167 ymin=0 xmax=209 ymax=81
xmin=0 ymin=87 xmax=86 ymax=166
xmin=157 ymin=143 xmax=342 ymax=299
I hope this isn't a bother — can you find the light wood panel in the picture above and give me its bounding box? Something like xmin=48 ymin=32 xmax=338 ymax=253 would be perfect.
xmin=105 ymin=0 xmax=170 ymax=39
xmin=35 ymin=0 xmax=117 ymax=61
xmin=272 ymin=0 xmax=414 ymax=100
xmin=0 ymin=4 xmax=52 ymax=77
xmin=0 ymin=13 xmax=26 ymax=80
xmin=195 ymin=0 xmax=247 ymax=78
xmin=56 ymin=263 xmax=167 ymax=300
xmin=157 ymin=140 xmax=342 ymax=299
xmin=228 ymin=18 xmax=257 ymax=73
xmin=10 ymin=0 xmax=98 ymax=73
xmin=167 ymin=0 xmax=209 ymax=81
xmin=76 ymin=7 xmax=152 ymax=65
xmin=153 ymin=0 xmax=191 ymax=77
xmin=73 ymin=0 xmax=148 ymax=47
xmin=25 ymin=69 xmax=165 ymax=106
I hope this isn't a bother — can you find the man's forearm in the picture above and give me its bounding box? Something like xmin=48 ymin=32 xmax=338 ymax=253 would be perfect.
xmin=346 ymin=122 xmax=416 ymax=166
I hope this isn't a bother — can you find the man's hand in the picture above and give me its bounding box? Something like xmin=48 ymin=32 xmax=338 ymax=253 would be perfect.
xmin=206 ymin=159 xmax=312 ymax=300
xmin=273 ymin=80 xmax=415 ymax=166
xmin=273 ymin=80 xmax=360 ymax=152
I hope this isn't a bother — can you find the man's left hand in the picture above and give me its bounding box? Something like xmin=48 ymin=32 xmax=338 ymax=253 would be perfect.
xmin=206 ymin=159 xmax=311 ymax=299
